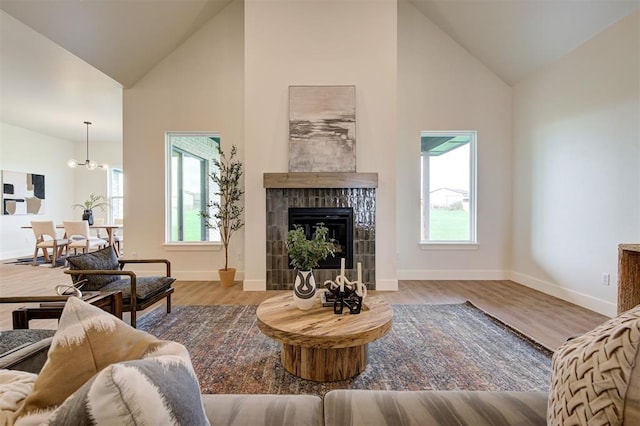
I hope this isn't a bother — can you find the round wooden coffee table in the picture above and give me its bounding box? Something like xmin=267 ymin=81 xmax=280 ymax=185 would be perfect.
xmin=256 ymin=292 xmax=393 ymax=382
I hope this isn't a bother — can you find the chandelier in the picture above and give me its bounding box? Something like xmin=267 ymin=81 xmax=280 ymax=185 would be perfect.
xmin=67 ymin=121 xmax=107 ymax=170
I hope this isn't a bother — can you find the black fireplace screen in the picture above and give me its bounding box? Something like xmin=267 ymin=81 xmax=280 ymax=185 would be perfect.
xmin=288 ymin=207 xmax=354 ymax=269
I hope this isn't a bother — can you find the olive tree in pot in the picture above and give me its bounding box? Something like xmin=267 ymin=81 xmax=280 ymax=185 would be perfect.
xmin=72 ymin=193 xmax=108 ymax=225
xmin=200 ymin=145 xmax=244 ymax=287
xmin=285 ymin=223 xmax=336 ymax=310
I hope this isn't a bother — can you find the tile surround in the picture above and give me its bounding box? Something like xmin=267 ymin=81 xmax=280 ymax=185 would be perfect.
xmin=265 ymin=187 xmax=376 ymax=290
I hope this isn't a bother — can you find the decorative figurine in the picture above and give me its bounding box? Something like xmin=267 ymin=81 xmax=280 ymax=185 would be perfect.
xmin=324 ymin=259 xmax=367 ymax=314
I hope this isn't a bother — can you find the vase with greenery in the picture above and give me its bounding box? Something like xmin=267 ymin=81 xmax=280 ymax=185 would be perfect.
xmin=72 ymin=193 xmax=108 ymax=225
xmin=200 ymin=144 xmax=244 ymax=287
xmin=285 ymin=223 xmax=336 ymax=310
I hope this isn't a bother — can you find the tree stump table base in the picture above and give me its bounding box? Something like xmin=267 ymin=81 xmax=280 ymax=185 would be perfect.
xmin=281 ymin=343 xmax=367 ymax=382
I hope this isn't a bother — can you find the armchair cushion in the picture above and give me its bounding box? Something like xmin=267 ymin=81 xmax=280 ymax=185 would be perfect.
xmin=100 ymin=276 xmax=175 ymax=301
xmin=67 ymin=246 xmax=120 ymax=290
xmin=0 ymin=330 xmax=55 ymax=373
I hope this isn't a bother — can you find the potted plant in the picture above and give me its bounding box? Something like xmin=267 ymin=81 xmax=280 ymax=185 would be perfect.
xmin=285 ymin=223 xmax=336 ymax=310
xmin=200 ymin=144 xmax=244 ymax=287
xmin=72 ymin=193 xmax=108 ymax=225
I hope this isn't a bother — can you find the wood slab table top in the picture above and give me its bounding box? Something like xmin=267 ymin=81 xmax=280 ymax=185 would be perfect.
xmin=256 ymin=292 xmax=393 ymax=350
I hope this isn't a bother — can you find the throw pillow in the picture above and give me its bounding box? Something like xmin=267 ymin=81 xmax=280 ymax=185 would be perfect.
xmin=548 ymin=306 xmax=640 ymax=425
xmin=15 ymin=297 xmax=165 ymax=420
xmin=66 ymin=246 xmax=120 ymax=290
xmin=46 ymin=357 xmax=209 ymax=425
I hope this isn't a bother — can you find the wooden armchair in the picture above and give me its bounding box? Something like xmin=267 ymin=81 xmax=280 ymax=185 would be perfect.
xmin=64 ymin=247 xmax=175 ymax=328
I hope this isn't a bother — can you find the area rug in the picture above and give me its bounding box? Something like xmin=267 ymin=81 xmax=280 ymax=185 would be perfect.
xmin=4 ymin=255 xmax=66 ymax=267
xmin=137 ymin=302 xmax=552 ymax=396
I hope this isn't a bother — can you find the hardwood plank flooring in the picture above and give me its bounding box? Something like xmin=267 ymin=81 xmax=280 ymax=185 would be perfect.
xmin=0 ymin=259 xmax=609 ymax=351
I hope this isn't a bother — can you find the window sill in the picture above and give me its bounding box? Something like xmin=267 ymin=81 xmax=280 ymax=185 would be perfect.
xmin=163 ymin=242 xmax=222 ymax=251
xmin=419 ymin=242 xmax=479 ymax=250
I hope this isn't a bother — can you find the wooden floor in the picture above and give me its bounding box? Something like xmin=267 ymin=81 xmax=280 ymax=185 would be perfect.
xmin=0 ymin=259 xmax=609 ymax=351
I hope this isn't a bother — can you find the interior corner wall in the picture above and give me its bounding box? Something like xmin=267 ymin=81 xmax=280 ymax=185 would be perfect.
xmin=0 ymin=122 xmax=75 ymax=259
xmin=396 ymin=0 xmax=513 ymax=280
xmin=123 ymin=0 xmax=244 ymax=279
xmin=511 ymin=11 xmax=640 ymax=317
xmin=244 ymin=0 xmax=398 ymax=290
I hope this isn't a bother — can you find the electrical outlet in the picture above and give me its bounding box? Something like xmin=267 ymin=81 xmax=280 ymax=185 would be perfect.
xmin=601 ymin=273 xmax=610 ymax=286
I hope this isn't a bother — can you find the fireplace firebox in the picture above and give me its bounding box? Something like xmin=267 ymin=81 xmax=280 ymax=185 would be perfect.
xmin=288 ymin=207 xmax=353 ymax=269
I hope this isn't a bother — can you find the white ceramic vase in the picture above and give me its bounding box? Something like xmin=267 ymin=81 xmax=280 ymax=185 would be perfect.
xmin=293 ymin=270 xmax=317 ymax=310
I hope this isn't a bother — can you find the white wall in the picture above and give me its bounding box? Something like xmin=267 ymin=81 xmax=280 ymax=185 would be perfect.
xmin=123 ymin=0 xmax=244 ymax=278
xmin=0 ymin=123 xmax=75 ymax=259
xmin=396 ymin=0 xmax=513 ymax=280
xmin=511 ymin=11 xmax=640 ymax=317
xmin=244 ymin=0 xmax=398 ymax=290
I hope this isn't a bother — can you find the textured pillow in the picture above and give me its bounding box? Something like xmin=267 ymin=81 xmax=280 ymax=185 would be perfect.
xmin=15 ymin=297 xmax=168 ymax=420
xmin=67 ymin=246 xmax=120 ymax=290
xmin=548 ymin=306 xmax=640 ymax=425
xmin=47 ymin=356 xmax=209 ymax=425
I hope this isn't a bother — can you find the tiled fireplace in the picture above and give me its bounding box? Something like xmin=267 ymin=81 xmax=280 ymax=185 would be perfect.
xmin=264 ymin=173 xmax=377 ymax=291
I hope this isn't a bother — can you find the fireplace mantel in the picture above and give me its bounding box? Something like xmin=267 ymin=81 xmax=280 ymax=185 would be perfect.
xmin=263 ymin=172 xmax=378 ymax=189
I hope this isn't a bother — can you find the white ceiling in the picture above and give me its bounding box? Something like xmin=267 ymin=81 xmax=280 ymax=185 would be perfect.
xmin=0 ymin=0 xmax=638 ymax=146
xmin=409 ymin=0 xmax=639 ymax=85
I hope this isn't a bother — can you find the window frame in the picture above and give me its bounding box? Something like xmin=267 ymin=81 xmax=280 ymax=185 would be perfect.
xmin=108 ymin=167 xmax=123 ymax=223
xmin=420 ymin=130 xmax=477 ymax=246
xmin=164 ymin=131 xmax=221 ymax=246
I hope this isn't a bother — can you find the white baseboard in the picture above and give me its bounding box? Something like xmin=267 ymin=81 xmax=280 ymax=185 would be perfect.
xmin=172 ymin=270 xmax=244 ymax=281
xmin=510 ymin=271 xmax=616 ymax=317
xmin=375 ymin=279 xmax=398 ymax=291
xmin=243 ymin=279 xmax=266 ymax=291
xmin=397 ymin=269 xmax=509 ymax=280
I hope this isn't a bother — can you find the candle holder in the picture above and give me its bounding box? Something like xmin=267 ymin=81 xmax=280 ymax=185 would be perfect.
xmin=323 ymin=258 xmax=367 ymax=315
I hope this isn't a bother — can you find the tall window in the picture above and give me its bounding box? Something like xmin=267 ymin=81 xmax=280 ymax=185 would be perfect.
xmin=109 ymin=168 xmax=124 ymax=221
xmin=420 ymin=131 xmax=476 ymax=243
xmin=166 ymin=133 xmax=220 ymax=243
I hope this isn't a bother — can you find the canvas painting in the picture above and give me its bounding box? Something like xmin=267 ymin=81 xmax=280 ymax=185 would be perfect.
xmin=289 ymin=85 xmax=356 ymax=172
xmin=1 ymin=170 xmax=45 ymax=215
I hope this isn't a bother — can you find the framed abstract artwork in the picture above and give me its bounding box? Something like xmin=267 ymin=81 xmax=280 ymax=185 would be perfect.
xmin=288 ymin=85 xmax=356 ymax=172
xmin=1 ymin=170 xmax=45 ymax=215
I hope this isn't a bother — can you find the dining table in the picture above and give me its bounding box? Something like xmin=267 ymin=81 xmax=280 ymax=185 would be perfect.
xmin=22 ymin=223 xmax=123 ymax=247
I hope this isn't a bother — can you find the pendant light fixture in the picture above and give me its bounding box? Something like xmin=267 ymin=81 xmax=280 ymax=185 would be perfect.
xmin=67 ymin=121 xmax=107 ymax=170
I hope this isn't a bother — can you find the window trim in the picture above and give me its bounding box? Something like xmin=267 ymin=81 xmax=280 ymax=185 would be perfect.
xmin=420 ymin=130 xmax=477 ymax=245
xmin=165 ymin=131 xmax=220 ymax=245
xmin=108 ymin=167 xmax=123 ymax=223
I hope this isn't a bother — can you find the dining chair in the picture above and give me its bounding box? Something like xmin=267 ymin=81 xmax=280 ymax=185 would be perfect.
xmin=30 ymin=220 xmax=69 ymax=267
xmin=63 ymin=220 xmax=108 ymax=255
xmin=113 ymin=218 xmax=124 ymax=255
xmin=91 ymin=217 xmax=105 ymax=239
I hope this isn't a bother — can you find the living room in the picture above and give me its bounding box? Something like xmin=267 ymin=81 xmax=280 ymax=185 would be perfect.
xmin=1 ymin=1 xmax=639 ymax=424
xmin=1 ymin=0 xmax=638 ymax=317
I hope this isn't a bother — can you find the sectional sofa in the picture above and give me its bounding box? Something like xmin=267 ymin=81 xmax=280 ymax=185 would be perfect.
xmin=3 ymin=298 xmax=640 ymax=425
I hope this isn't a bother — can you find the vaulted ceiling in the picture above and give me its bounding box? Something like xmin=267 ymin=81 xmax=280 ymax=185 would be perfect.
xmin=0 ymin=0 xmax=638 ymax=145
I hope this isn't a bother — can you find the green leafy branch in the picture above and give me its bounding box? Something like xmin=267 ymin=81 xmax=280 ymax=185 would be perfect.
xmin=285 ymin=223 xmax=336 ymax=271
